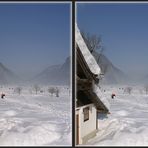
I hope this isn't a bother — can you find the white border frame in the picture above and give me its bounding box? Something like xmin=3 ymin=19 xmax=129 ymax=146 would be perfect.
xmin=0 ymin=1 xmax=72 ymax=147
xmin=75 ymin=1 xmax=148 ymax=147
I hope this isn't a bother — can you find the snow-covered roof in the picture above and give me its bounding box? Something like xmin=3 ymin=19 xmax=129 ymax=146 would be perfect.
xmin=93 ymin=84 xmax=110 ymax=111
xmin=76 ymin=23 xmax=110 ymax=112
xmin=75 ymin=23 xmax=101 ymax=76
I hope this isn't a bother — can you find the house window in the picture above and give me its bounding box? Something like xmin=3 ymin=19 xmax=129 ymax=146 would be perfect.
xmin=83 ymin=107 xmax=89 ymax=122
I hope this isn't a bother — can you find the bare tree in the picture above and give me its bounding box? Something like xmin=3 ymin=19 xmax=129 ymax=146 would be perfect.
xmin=124 ymin=87 xmax=132 ymax=94
xmin=34 ymin=84 xmax=40 ymax=94
xmin=15 ymin=87 xmax=22 ymax=95
xmin=96 ymin=47 xmax=105 ymax=62
xmin=144 ymin=85 xmax=148 ymax=94
xmin=81 ymin=31 xmax=102 ymax=53
xmin=48 ymin=87 xmax=55 ymax=96
xmin=55 ymin=87 xmax=60 ymax=97
xmin=81 ymin=30 xmax=107 ymax=75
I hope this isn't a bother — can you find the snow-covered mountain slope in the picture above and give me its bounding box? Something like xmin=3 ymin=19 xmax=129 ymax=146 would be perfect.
xmin=0 ymin=63 xmax=19 ymax=84
xmin=85 ymin=85 xmax=148 ymax=146
xmin=0 ymin=57 xmax=70 ymax=85
xmin=0 ymin=85 xmax=71 ymax=146
xmin=32 ymin=57 xmax=70 ymax=85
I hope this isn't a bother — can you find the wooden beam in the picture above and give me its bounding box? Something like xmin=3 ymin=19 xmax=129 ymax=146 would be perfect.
xmin=77 ymin=78 xmax=92 ymax=90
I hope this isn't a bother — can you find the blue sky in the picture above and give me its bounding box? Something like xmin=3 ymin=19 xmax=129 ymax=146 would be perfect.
xmin=0 ymin=3 xmax=71 ymax=79
xmin=77 ymin=3 xmax=148 ymax=77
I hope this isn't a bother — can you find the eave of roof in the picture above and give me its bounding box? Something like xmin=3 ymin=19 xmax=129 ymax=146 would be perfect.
xmin=75 ymin=23 xmax=101 ymax=77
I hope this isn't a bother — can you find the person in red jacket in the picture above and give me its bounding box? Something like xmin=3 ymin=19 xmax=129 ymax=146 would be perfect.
xmin=1 ymin=93 xmax=5 ymax=99
xmin=111 ymin=93 xmax=116 ymax=99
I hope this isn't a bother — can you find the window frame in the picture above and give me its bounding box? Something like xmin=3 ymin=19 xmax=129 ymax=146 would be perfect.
xmin=83 ymin=106 xmax=89 ymax=122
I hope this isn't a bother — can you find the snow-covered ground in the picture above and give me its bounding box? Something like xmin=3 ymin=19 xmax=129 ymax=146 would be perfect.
xmin=0 ymin=85 xmax=71 ymax=146
xmin=86 ymin=84 xmax=148 ymax=146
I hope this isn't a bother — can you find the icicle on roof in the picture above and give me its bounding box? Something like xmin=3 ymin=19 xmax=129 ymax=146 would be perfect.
xmin=75 ymin=23 xmax=101 ymax=77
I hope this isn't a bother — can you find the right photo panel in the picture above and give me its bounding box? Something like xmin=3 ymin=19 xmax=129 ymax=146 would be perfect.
xmin=75 ymin=2 xmax=148 ymax=146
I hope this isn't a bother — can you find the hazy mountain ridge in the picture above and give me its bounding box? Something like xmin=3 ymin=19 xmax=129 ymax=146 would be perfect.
xmin=0 ymin=57 xmax=70 ymax=85
xmin=92 ymin=51 xmax=129 ymax=84
xmin=0 ymin=53 xmax=131 ymax=85
xmin=0 ymin=63 xmax=20 ymax=84
xmin=139 ymin=74 xmax=148 ymax=85
xmin=31 ymin=57 xmax=70 ymax=85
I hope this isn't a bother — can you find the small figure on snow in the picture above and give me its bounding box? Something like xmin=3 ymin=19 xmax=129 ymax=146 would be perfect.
xmin=1 ymin=93 xmax=5 ymax=99
xmin=111 ymin=93 xmax=116 ymax=99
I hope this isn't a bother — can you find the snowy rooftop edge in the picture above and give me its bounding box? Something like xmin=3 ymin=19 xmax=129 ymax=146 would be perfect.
xmin=93 ymin=84 xmax=110 ymax=111
xmin=75 ymin=23 xmax=101 ymax=76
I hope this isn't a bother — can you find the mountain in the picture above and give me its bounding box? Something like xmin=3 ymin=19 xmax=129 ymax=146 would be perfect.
xmin=0 ymin=63 xmax=19 ymax=85
xmin=32 ymin=57 xmax=70 ymax=85
xmin=92 ymin=51 xmax=129 ymax=84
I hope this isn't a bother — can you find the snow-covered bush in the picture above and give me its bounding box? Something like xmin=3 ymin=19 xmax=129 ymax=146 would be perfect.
xmin=14 ymin=87 xmax=22 ymax=95
xmin=48 ymin=87 xmax=55 ymax=96
xmin=124 ymin=87 xmax=132 ymax=94
xmin=48 ymin=87 xmax=60 ymax=97
xmin=29 ymin=88 xmax=32 ymax=94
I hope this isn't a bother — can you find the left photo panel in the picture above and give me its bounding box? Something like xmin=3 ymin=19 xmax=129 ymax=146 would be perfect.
xmin=0 ymin=2 xmax=72 ymax=146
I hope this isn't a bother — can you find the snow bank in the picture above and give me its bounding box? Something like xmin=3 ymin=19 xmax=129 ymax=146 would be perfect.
xmin=0 ymin=123 xmax=61 ymax=146
xmin=86 ymin=85 xmax=148 ymax=146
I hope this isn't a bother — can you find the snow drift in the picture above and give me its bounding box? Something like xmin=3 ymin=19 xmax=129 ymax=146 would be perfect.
xmin=0 ymin=85 xmax=71 ymax=146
